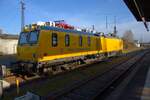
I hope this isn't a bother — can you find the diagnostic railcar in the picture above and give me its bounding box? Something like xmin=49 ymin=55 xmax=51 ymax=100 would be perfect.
xmin=16 ymin=23 xmax=123 ymax=74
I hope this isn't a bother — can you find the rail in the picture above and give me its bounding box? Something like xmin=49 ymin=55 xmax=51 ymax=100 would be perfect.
xmin=46 ymin=50 xmax=148 ymax=100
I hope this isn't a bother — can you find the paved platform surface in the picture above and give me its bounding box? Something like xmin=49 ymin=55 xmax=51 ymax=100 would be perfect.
xmin=141 ymin=67 xmax=150 ymax=100
xmin=105 ymin=52 xmax=150 ymax=100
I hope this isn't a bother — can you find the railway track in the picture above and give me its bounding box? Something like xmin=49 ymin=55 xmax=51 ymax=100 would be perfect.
xmin=2 ymin=50 xmax=145 ymax=100
xmin=46 ymin=50 xmax=148 ymax=100
xmin=2 ymin=51 xmax=133 ymax=84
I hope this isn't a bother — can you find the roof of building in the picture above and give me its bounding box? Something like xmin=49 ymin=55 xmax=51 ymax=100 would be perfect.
xmin=0 ymin=34 xmax=19 ymax=39
xmin=124 ymin=0 xmax=150 ymax=21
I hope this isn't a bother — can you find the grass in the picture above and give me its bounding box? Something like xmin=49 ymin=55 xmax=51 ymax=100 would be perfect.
xmin=123 ymin=47 xmax=142 ymax=54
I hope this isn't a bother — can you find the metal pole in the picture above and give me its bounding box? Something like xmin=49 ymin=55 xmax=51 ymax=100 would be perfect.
xmin=21 ymin=0 xmax=25 ymax=32
xmin=106 ymin=16 xmax=108 ymax=29
xmin=113 ymin=16 xmax=117 ymax=36
xmin=0 ymin=65 xmax=3 ymax=99
xmin=92 ymin=25 xmax=95 ymax=31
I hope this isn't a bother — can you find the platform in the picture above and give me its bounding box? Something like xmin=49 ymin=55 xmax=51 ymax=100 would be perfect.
xmin=105 ymin=52 xmax=150 ymax=100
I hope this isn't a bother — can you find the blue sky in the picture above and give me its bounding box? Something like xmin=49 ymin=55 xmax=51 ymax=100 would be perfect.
xmin=0 ymin=0 xmax=149 ymax=42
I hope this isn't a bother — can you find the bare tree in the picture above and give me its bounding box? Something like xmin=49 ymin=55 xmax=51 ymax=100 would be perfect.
xmin=122 ymin=30 xmax=134 ymax=43
xmin=0 ymin=29 xmax=3 ymax=34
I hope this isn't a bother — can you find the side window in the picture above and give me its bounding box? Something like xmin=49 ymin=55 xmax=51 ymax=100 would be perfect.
xmin=65 ymin=34 xmax=70 ymax=47
xmin=79 ymin=36 xmax=82 ymax=46
xmin=88 ymin=36 xmax=91 ymax=46
xmin=52 ymin=33 xmax=58 ymax=47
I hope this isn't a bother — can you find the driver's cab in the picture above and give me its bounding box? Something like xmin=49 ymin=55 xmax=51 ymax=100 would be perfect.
xmin=17 ymin=26 xmax=40 ymax=62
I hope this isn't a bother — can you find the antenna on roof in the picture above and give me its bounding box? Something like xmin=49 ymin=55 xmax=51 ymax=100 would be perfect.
xmin=20 ymin=0 xmax=25 ymax=32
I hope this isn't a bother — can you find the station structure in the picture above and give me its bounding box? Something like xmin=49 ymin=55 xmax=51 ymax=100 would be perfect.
xmin=124 ymin=0 xmax=150 ymax=31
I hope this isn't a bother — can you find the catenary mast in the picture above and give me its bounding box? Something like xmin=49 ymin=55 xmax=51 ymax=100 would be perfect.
xmin=21 ymin=0 xmax=25 ymax=32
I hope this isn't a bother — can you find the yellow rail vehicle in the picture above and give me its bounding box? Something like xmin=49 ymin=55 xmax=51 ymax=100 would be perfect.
xmin=17 ymin=25 xmax=123 ymax=74
xmin=104 ymin=37 xmax=123 ymax=55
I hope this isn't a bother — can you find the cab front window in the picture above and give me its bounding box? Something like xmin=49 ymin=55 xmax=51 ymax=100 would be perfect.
xmin=29 ymin=31 xmax=39 ymax=43
xmin=19 ymin=32 xmax=28 ymax=44
xmin=19 ymin=31 xmax=39 ymax=45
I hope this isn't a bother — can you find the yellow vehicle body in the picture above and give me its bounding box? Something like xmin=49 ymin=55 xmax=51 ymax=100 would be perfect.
xmin=17 ymin=26 xmax=123 ymax=66
xmin=18 ymin=27 xmax=102 ymax=63
xmin=38 ymin=32 xmax=101 ymax=62
xmin=104 ymin=37 xmax=123 ymax=53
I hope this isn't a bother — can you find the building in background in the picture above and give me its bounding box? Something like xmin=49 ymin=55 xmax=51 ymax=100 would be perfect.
xmin=0 ymin=34 xmax=18 ymax=55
